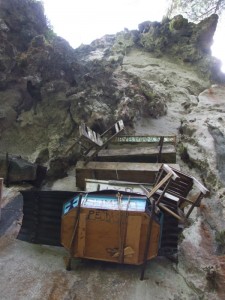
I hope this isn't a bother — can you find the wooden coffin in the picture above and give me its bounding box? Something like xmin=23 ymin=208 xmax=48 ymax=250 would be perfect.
xmin=76 ymin=161 xmax=180 ymax=190
xmin=88 ymin=145 xmax=176 ymax=163
xmin=61 ymin=191 xmax=162 ymax=265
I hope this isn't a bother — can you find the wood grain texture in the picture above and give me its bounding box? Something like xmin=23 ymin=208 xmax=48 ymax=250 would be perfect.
xmin=61 ymin=207 xmax=161 ymax=265
xmin=76 ymin=161 xmax=180 ymax=189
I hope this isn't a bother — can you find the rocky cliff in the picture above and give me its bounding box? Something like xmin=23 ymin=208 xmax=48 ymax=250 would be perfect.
xmin=0 ymin=0 xmax=225 ymax=299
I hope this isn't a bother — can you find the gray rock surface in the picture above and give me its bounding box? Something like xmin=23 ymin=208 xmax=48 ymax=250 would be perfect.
xmin=0 ymin=0 xmax=225 ymax=299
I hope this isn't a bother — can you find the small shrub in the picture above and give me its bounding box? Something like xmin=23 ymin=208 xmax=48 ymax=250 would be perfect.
xmin=215 ymin=230 xmax=225 ymax=254
xmin=215 ymin=230 xmax=225 ymax=246
xmin=203 ymin=265 xmax=219 ymax=290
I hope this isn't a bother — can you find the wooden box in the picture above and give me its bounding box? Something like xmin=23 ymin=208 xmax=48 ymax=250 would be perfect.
xmin=76 ymin=161 xmax=180 ymax=190
xmin=61 ymin=191 xmax=162 ymax=265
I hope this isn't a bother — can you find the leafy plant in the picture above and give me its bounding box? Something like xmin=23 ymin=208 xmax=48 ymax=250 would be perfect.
xmin=215 ymin=230 xmax=225 ymax=254
xmin=167 ymin=0 xmax=225 ymax=22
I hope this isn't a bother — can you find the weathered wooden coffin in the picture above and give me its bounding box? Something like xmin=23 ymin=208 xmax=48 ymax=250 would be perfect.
xmin=61 ymin=191 xmax=162 ymax=265
xmin=76 ymin=161 xmax=180 ymax=190
xmin=88 ymin=145 xmax=176 ymax=163
xmin=89 ymin=135 xmax=177 ymax=163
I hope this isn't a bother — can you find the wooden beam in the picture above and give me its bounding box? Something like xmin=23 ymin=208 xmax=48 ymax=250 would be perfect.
xmin=87 ymin=145 xmax=176 ymax=163
xmin=158 ymin=203 xmax=183 ymax=221
xmin=76 ymin=161 xmax=180 ymax=189
xmin=112 ymin=135 xmax=176 ymax=145
xmin=146 ymin=172 xmax=173 ymax=199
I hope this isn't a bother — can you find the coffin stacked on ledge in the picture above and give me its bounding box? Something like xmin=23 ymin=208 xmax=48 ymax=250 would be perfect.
xmin=19 ymin=120 xmax=209 ymax=279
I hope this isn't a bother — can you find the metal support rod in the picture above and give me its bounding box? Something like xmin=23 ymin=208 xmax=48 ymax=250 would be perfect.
xmin=140 ymin=200 xmax=156 ymax=281
xmin=158 ymin=136 xmax=164 ymax=163
xmin=5 ymin=152 xmax=10 ymax=187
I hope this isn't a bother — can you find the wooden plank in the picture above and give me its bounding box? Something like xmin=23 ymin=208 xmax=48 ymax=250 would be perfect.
xmin=77 ymin=213 xmax=87 ymax=257
xmin=88 ymin=145 xmax=176 ymax=163
xmin=61 ymin=211 xmax=77 ymax=249
xmin=83 ymin=120 xmax=125 ymax=164
xmin=76 ymin=161 xmax=180 ymax=172
xmin=61 ymin=206 xmax=162 ymax=265
xmin=147 ymin=221 xmax=160 ymax=260
xmin=158 ymin=203 xmax=182 ymax=221
xmin=112 ymin=135 xmax=176 ymax=145
xmin=147 ymin=172 xmax=173 ymax=199
xmin=82 ymin=210 xmax=120 ymax=262
xmin=124 ymin=215 xmax=142 ymax=264
xmin=118 ymin=120 xmax=124 ymax=130
xmin=85 ymin=179 xmax=151 ymax=194
xmin=76 ymin=161 xmax=180 ymax=189
xmin=79 ymin=124 xmax=103 ymax=147
xmin=192 ymin=177 xmax=209 ymax=195
xmin=138 ymin=214 xmax=160 ymax=262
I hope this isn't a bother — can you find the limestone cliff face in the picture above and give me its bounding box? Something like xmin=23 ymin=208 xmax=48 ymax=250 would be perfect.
xmin=0 ymin=0 xmax=224 ymax=165
xmin=0 ymin=0 xmax=224 ymax=189
xmin=0 ymin=0 xmax=225 ymax=298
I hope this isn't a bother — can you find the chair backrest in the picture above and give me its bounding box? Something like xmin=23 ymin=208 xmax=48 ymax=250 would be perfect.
xmin=101 ymin=120 xmax=124 ymax=141
xmin=79 ymin=123 xmax=103 ymax=147
xmin=154 ymin=164 xmax=194 ymax=199
xmin=152 ymin=164 xmax=209 ymax=220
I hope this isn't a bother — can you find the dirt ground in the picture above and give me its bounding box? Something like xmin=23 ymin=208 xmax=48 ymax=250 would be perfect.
xmin=0 ymin=235 xmax=199 ymax=300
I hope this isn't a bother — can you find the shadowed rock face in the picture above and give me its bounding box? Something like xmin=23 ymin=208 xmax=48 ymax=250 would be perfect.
xmin=138 ymin=14 xmax=224 ymax=82
xmin=1 ymin=1 xmax=225 ymax=298
xmin=0 ymin=0 xmax=224 ymax=177
xmin=0 ymin=154 xmax=46 ymax=185
xmin=208 ymin=126 xmax=225 ymax=183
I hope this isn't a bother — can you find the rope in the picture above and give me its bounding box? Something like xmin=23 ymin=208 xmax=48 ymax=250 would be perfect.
xmin=116 ymin=168 xmax=119 ymax=180
xmin=118 ymin=194 xmax=130 ymax=263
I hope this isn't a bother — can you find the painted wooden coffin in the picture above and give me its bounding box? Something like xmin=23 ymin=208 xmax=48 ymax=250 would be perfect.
xmin=61 ymin=190 xmax=162 ymax=265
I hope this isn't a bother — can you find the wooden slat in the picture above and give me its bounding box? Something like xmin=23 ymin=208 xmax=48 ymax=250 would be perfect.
xmin=147 ymin=172 xmax=173 ymax=198
xmin=158 ymin=203 xmax=182 ymax=221
xmin=76 ymin=161 xmax=180 ymax=189
xmin=61 ymin=206 xmax=162 ymax=265
xmin=124 ymin=216 xmax=142 ymax=264
xmin=79 ymin=124 xmax=103 ymax=147
xmin=112 ymin=135 xmax=176 ymax=145
xmin=77 ymin=213 xmax=87 ymax=257
xmin=88 ymin=145 xmax=176 ymax=163
xmin=147 ymin=221 xmax=161 ymax=260
xmin=192 ymin=177 xmax=209 ymax=195
xmin=82 ymin=212 xmax=120 ymax=261
xmin=61 ymin=212 xmax=77 ymax=249
xmin=118 ymin=120 xmax=124 ymax=129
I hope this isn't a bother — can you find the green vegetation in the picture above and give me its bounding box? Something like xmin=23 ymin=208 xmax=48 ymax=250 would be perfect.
xmin=215 ymin=230 xmax=225 ymax=254
xmin=203 ymin=265 xmax=219 ymax=290
xmin=45 ymin=28 xmax=57 ymax=42
xmin=167 ymin=0 xmax=225 ymax=22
